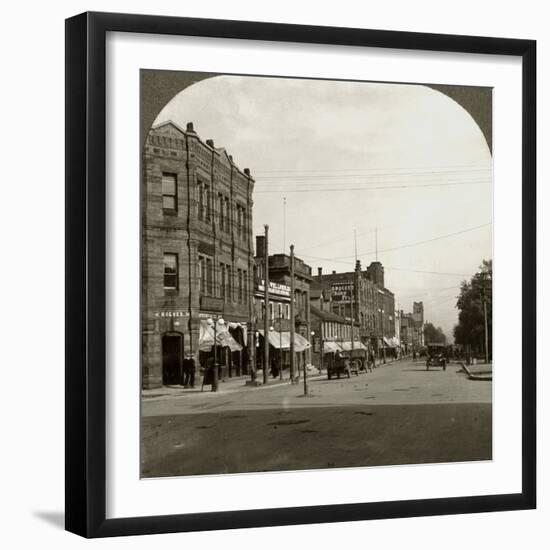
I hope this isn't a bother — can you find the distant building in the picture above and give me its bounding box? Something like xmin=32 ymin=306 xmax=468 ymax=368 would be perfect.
xmin=402 ymin=301 xmax=425 ymax=351
xmin=311 ymin=260 xmax=396 ymax=360
xmin=141 ymin=121 xmax=255 ymax=389
xmin=310 ymin=305 xmax=361 ymax=366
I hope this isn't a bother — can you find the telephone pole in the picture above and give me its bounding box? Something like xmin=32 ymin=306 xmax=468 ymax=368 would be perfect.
xmin=283 ymin=197 xmax=287 ymax=252
xmin=290 ymin=244 xmax=295 ymax=382
xmin=481 ymin=272 xmax=490 ymax=364
xmin=263 ymin=225 xmax=270 ymax=384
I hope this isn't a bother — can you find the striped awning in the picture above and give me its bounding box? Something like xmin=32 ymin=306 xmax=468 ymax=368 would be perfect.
xmin=383 ymin=336 xmax=396 ymax=348
xmin=199 ymin=320 xmax=243 ymax=352
xmin=339 ymin=341 xmax=368 ymax=351
xmin=258 ymin=330 xmax=311 ymax=352
xmin=323 ymin=341 xmax=342 ymax=353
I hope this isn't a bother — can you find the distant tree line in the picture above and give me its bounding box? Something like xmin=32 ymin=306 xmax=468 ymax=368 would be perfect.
xmin=423 ymin=322 xmax=447 ymax=344
xmin=453 ymin=259 xmax=492 ymax=359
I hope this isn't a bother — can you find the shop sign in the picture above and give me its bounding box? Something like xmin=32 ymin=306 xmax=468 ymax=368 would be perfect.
xmin=331 ymin=282 xmax=352 ymax=303
xmin=200 ymin=295 xmax=224 ymax=312
xmin=154 ymin=310 xmax=189 ymax=318
xmin=257 ymin=280 xmax=291 ymax=297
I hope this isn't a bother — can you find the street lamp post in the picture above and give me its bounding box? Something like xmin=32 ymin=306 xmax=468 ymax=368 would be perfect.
xmin=207 ymin=316 xmax=225 ymax=392
xmin=319 ymin=324 xmax=324 ymax=375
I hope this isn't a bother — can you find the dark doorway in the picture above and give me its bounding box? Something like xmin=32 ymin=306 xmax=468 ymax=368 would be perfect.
xmin=162 ymin=333 xmax=183 ymax=385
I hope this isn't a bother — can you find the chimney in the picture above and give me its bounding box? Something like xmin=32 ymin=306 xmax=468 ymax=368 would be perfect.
xmin=244 ymin=168 xmax=251 ymax=176
xmin=186 ymin=122 xmax=195 ymax=133
xmin=256 ymin=235 xmax=266 ymax=259
xmin=206 ymin=139 xmax=214 ymax=148
xmin=229 ymin=154 xmax=233 ymax=162
xmin=317 ymin=267 xmax=323 ymax=277
xmin=332 ymin=270 xmax=336 ymax=275
xmin=355 ymin=260 xmax=361 ymax=272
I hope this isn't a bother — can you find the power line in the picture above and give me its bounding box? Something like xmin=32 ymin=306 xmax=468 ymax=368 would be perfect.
xmin=255 ymin=168 xmax=491 ymax=181
xmin=253 ymin=162 xmax=491 ymax=174
xmin=298 ymin=229 xmax=374 ymax=253
xmin=385 ymin=266 xmax=471 ymax=277
xmin=254 ymin=180 xmax=491 ymax=193
xmin=299 ymin=223 xmax=491 ymax=262
xmin=333 ymin=222 xmax=492 ymax=260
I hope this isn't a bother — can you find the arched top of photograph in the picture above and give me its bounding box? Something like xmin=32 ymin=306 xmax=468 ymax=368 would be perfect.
xmin=145 ymin=74 xmax=492 ymax=340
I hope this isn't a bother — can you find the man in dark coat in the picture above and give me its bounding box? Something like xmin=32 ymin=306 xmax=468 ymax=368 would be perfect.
xmin=182 ymin=354 xmax=196 ymax=388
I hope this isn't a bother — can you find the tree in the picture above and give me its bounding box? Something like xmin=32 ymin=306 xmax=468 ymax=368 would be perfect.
xmin=423 ymin=322 xmax=447 ymax=344
xmin=453 ymin=260 xmax=492 ymax=358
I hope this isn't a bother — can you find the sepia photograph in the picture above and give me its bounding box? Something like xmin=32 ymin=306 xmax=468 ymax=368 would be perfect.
xmin=140 ymin=71 xmax=493 ymax=478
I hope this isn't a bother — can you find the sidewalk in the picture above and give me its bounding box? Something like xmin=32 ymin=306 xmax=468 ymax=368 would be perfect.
xmin=142 ymin=370 xmax=324 ymax=401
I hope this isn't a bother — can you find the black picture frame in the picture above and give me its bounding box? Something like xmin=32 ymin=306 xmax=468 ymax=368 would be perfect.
xmin=65 ymin=11 xmax=536 ymax=538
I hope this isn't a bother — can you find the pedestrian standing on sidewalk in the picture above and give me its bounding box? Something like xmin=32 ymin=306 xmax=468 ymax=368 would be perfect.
xmin=182 ymin=354 xmax=196 ymax=388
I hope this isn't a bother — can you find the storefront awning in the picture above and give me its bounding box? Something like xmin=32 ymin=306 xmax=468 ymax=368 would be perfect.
xmin=339 ymin=341 xmax=368 ymax=351
xmin=258 ymin=330 xmax=312 ymax=352
xmin=383 ymin=336 xmax=396 ymax=348
xmin=323 ymin=341 xmax=342 ymax=353
xmin=390 ymin=337 xmax=401 ymax=348
xmin=199 ymin=320 xmax=243 ymax=352
xmin=228 ymin=322 xmax=247 ymax=346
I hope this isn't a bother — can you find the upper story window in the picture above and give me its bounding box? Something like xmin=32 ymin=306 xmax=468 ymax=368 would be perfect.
xmin=220 ymin=263 xmax=227 ymax=300
xmin=218 ymin=194 xmax=225 ymax=231
xmin=224 ymin=196 xmax=230 ymax=232
xmin=204 ymin=185 xmax=211 ymax=222
xmin=198 ymin=254 xmax=214 ymax=296
xmin=163 ymin=253 xmax=178 ymax=290
xmin=236 ymin=204 xmax=246 ymax=239
xmin=237 ymin=269 xmax=244 ymax=303
xmin=197 ymin=179 xmax=211 ymax=222
xmin=162 ymin=173 xmax=177 ymax=211
xmin=197 ymin=180 xmax=204 ymax=221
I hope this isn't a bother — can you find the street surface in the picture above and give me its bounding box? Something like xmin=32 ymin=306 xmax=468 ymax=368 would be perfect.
xmin=141 ymin=359 xmax=492 ymax=477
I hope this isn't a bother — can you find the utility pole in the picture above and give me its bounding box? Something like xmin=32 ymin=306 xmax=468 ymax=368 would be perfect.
xmin=283 ymin=197 xmax=287 ymax=253
xmin=481 ymin=273 xmax=490 ymax=364
xmin=290 ymin=244 xmax=295 ymax=382
xmin=483 ymin=298 xmax=489 ymax=364
xmin=319 ymin=322 xmax=324 ymax=374
xmin=263 ymin=224 xmax=270 ymax=385
xmin=279 ymin=308 xmax=283 ymax=380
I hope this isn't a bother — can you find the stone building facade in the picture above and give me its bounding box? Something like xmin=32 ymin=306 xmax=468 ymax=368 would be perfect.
xmin=142 ymin=121 xmax=255 ymax=389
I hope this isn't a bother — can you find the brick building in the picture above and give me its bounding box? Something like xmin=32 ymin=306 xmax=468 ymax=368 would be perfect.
xmin=253 ymin=239 xmax=313 ymax=370
xmin=141 ymin=121 xmax=255 ymax=389
xmin=311 ymin=260 xmax=396 ymax=359
xmin=310 ymin=306 xmax=361 ymax=367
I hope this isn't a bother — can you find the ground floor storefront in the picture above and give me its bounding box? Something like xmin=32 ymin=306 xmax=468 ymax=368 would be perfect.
xmin=142 ymin=309 xmax=254 ymax=390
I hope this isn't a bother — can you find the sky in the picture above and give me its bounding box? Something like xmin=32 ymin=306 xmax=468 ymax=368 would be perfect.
xmin=155 ymin=75 xmax=493 ymax=339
